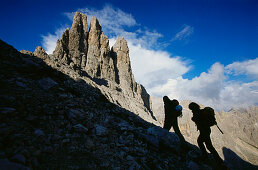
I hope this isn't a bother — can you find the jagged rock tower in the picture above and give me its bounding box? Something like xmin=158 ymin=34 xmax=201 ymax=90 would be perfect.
xmin=53 ymin=12 xmax=116 ymax=82
xmin=33 ymin=12 xmax=156 ymax=123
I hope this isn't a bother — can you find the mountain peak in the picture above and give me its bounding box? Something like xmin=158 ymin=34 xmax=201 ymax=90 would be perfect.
xmin=112 ymin=36 xmax=129 ymax=53
xmin=71 ymin=12 xmax=88 ymax=34
xmin=89 ymin=16 xmax=102 ymax=32
xmin=40 ymin=12 xmax=154 ymax=119
xmin=33 ymin=46 xmax=48 ymax=60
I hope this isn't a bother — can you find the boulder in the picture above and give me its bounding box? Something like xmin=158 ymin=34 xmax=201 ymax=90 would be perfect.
xmin=0 ymin=107 xmax=16 ymax=114
xmin=38 ymin=77 xmax=58 ymax=90
xmin=10 ymin=154 xmax=26 ymax=164
xmin=95 ymin=125 xmax=107 ymax=136
xmin=73 ymin=124 xmax=88 ymax=133
xmin=34 ymin=129 xmax=45 ymax=137
xmin=33 ymin=46 xmax=48 ymax=60
xmin=187 ymin=161 xmax=199 ymax=170
xmin=0 ymin=159 xmax=29 ymax=170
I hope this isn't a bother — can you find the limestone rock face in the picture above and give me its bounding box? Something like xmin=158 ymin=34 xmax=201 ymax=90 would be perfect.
xmin=20 ymin=47 xmax=48 ymax=61
xmin=53 ymin=12 xmax=88 ymax=67
xmin=85 ymin=17 xmax=116 ymax=81
xmin=111 ymin=37 xmax=137 ymax=96
xmin=33 ymin=46 xmax=48 ymax=60
xmin=85 ymin=16 xmax=101 ymax=77
xmin=52 ymin=13 xmax=116 ymax=82
xmin=20 ymin=50 xmax=33 ymax=56
xmin=99 ymin=33 xmax=116 ymax=81
xmin=53 ymin=28 xmax=70 ymax=64
xmin=137 ymin=84 xmax=152 ymax=113
xmin=68 ymin=12 xmax=88 ymax=67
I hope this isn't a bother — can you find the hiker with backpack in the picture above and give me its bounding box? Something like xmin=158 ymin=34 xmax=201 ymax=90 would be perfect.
xmin=163 ymin=96 xmax=186 ymax=146
xmin=188 ymin=102 xmax=224 ymax=164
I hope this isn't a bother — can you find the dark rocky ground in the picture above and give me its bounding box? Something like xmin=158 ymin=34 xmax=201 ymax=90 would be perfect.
xmin=1 ymin=39 xmax=252 ymax=169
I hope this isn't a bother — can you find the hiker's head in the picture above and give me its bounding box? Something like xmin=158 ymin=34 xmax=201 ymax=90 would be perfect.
xmin=188 ymin=102 xmax=200 ymax=111
xmin=163 ymin=96 xmax=170 ymax=103
xmin=171 ymin=99 xmax=179 ymax=107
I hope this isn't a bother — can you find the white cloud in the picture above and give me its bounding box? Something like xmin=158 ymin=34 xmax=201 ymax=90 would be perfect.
xmin=150 ymin=62 xmax=258 ymax=110
xmin=41 ymin=27 xmax=66 ymax=54
xmin=79 ymin=4 xmax=137 ymax=28
xmin=150 ymin=63 xmax=225 ymax=103
xmin=225 ymin=58 xmax=258 ymax=78
xmin=171 ymin=25 xmax=194 ymax=42
xmin=109 ymin=38 xmax=190 ymax=91
xmin=219 ymin=81 xmax=258 ymax=110
xmin=128 ymin=41 xmax=190 ymax=87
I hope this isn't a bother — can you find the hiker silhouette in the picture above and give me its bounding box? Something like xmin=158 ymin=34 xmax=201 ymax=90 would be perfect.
xmin=188 ymin=102 xmax=225 ymax=165
xmin=163 ymin=96 xmax=186 ymax=146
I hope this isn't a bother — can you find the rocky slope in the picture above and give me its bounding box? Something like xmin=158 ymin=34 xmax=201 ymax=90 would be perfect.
xmin=152 ymin=97 xmax=258 ymax=169
xmin=0 ymin=39 xmax=231 ymax=169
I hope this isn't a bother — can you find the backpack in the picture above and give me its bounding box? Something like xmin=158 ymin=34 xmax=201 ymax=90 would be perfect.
xmin=166 ymin=100 xmax=182 ymax=118
xmin=202 ymin=107 xmax=217 ymax=127
xmin=191 ymin=106 xmax=224 ymax=133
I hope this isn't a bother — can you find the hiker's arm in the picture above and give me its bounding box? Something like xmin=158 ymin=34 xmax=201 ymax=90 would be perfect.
xmin=214 ymin=120 xmax=217 ymax=125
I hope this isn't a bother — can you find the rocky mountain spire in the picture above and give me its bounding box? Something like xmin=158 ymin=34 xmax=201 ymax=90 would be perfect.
xmin=53 ymin=28 xmax=70 ymax=64
xmin=99 ymin=33 xmax=116 ymax=81
xmin=85 ymin=16 xmax=101 ymax=77
xmin=85 ymin=17 xmax=116 ymax=81
xmin=53 ymin=12 xmax=88 ymax=67
xmin=68 ymin=12 xmax=88 ymax=67
xmin=111 ymin=37 xmax=137 ymax=96
xmin=53 ymin=13 xmax=116 ymax=81
xmin=42 ymin=12 xmax=153 ymax=118
xmin=33 ymin=46 xmax=48 ymax=60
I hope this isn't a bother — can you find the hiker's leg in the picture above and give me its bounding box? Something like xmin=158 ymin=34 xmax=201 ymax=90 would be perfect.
xmin=204 ymin=135 xmax=224 ymax=163
xmin=163 ymin=114 xmax=169 ymax=129
xmin=197 ymin=133 xmax=208 ymax=157
xmin=164 ymin=119 xmax=173 ymax=131
xmin=163 ymin=121 xmax=169 ymax=130
xmin=172 ymin=118 xmax=186 ymax=143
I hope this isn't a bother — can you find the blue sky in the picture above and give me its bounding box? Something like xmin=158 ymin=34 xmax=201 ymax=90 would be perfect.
xmin=0 ymin=0 xmax=257 ymax=110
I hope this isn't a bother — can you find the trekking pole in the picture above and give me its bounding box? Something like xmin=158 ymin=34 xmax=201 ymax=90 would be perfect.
xmin=216 ymin=124 xmax=224 ymax=134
